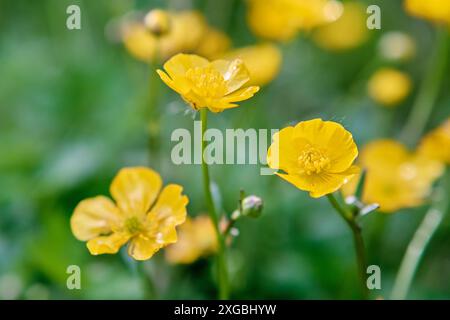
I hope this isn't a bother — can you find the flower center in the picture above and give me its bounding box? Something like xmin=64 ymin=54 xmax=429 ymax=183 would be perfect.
xmin=186 ymin=66 xmax=227 ymax=98
xmin=125 ymin=216 xmax=142 ymax=235
xmin=297 ymin=145 xmax=330 ymax=175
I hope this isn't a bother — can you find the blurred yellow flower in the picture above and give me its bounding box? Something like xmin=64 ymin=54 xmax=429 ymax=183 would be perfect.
xmin=267 ymin=118 xmax=360 ymax=198
xmin=122 ymin=10 xmax=207 ymax=63
xmin=404 ymin=0 xmax=450 ymax=25
xmin=367 ymin=68 xmax=412 ymax=107
xmin=195 ymin=27 xmax=232 ymax=60
xmin=246 ymin=0 xmax=342 ymax=42
xmin=71 ymin=167 xmax=188 ymax=261
xmin=157 ymin=53 xmax=260 ymax=112
xmin=144 ymin=9 xmax=171 ymax=36
xmin=313 ymin=2 xmax=368 ymax=51
xmin=418 ymin=118 xmax=450 ymax=164
xmin=220 ymin=43 xmax=282 ymax=86
xmin=122 ymin=22 xmax=158 ymax=63
xmin=344 ymin=140 xmax=444 ymax=212
xmin=165 ymin=215 xmax=217 ymax=264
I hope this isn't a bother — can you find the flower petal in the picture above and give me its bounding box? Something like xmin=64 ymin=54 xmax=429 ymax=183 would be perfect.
xmin=278 ymin=165 xmax=360 ymax=198
xmin=211 ymin=59 xmax=251 ymax=94
xmin=71 ymin=196 xmax=122 ymax=241
xmin=127 ymin=234 xmax=162 ymax=261
xmin=87 ymin=232 xmax=130 ymax=255
xmin=156 ymin=69 xmax=190 ymax=95
xmin=163 ymin=53 xmax=209 ymax=78
xmin=222 ymin=86 xmax=260 ymax=103
xmin=146 ymin=184 xmax=188 ymax=245
xmin=293 ymin=119 xmax=358 ymax=173
xmin=110 ymin=167 xmax=162 ymax=217
xmin=268 ymin=126 xmax=309 ymax=172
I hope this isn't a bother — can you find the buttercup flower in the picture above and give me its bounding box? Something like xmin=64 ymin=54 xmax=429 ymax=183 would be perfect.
xmin=404 ymin=0 xmax=450 ymax=25
xmin=157 ymin=53 xmax=260 ymax=112
xmin=367 ymin=68 xmax=412 ymax=107
xmin=246 ymin=0 xmax=341 ymax=42
xmin=165 ymin=215 xmax=217 ymax=264
xmin=71 ymin=167 xmax=188 ymax=260
xmin=220 ymin=43 xmax=282 ymax=86
xmin=418 ymin=118 xmax=450 ymax=164
xmin=122 ymin=10 xmax=207 ymax=63
xmin=344 ymin=140 xmax=444 ymax=212
xmin=313 ymin=2 xmax=368 ymax=51
xmin=267 ymin=118 xmax=360 ymax=198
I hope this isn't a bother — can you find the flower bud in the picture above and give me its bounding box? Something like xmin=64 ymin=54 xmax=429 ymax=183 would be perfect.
xmin=241 ymin=195 xmax=263 ymax=218
xmin=144 ymin=9 xmax=171 ymax=37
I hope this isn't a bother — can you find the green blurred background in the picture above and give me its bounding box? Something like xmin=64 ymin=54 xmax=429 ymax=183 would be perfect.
xmin=0 ymin=0 xmax=449 ymax=299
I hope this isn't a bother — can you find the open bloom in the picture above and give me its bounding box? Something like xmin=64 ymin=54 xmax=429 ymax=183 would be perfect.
xmin=418 ymin=118 xmax=450 ymax=164
xmin=267 ymin=118 xmax=360 ymax=198
xmin=122 ymin=10 xmax=207 ymax=63
xmin=404 ymin=0 xmax=450 ymax=25
xmin=165 ymin=215 xmax=217 ymax=264
xmin=157 ymin=53 xmax=260 ymax=112
xmin=246 ymin=0 xmax=342 ymax=41
xmin=343 ymin=140 xmax=444 ymax=212
xmin=71 ymin=167 xmax=188 ymax=260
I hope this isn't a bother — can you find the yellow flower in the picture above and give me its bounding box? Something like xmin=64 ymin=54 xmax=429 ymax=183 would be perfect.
xmin=122 ymin=22 xmax=158 ymax=63
xmin=367 ymin=68 xmax=412 ymax=107
xmin=418 ymin=118 xmax=450 ymax=164
xmin=71 ymin=167 xmax=188 ymax=261
xmin=313 ymin=2 xmax=368 ymax=51
xmin=165 ymin=215 xmax=217 ymax=264
xmin=144 ymin=9 xmax=171 ymax=37
xmin=404 ymin=0 xmax=450 ymax=25
xmin=157 ymin=53 xmax=260 ymax=112
xmin=122 ymin=10 xmax=207 ymax=63
xmin=246 ymin=0 xmax=341 ymax=42
xmin=267 ymin=118 xmax=360 ymax=198
xmin=195 ymin=27 xmax=232 ymax=60
xmin=344 ymin=140 xmax=444 ymax=212
xmin=220 ymin=43 xmax=282 ymax=86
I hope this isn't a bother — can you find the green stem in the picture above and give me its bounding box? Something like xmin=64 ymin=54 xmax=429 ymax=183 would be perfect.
xmin=391 ymin=170 xmax=449 ymax=300
xmin=139 ymin=261 xmax=157 ymax=300
xmin=327 ymin=193 xmax=369 ymax=299
xmin=200 ymin=109 xmax=229 ymax=299
xmin=400 ymin=28 xmax=449 ymax=147
xmin=146 ymin=40 xmax=162 ymax=166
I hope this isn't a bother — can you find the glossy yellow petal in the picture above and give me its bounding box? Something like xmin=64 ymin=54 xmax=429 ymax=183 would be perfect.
xmin=156 ymin=69 xmax=190 ymax=95
xmin=71 ymin=196 xmax=122 ymax=241
xmin=292 ymin=119 xmax=358 ymax=173
xmin=127 ymin=234 xmax=162 ymax=261
xmin=146 ymin=184 xmax=188 ymax=244
xmin=267 ymin=126 xmax=307 ymax=172
xmin=86 ymin=232 xmax=130 ymax=255
xmin=278 ymin=165 xmax=359 ymax=198
xmin=163 ymin=53 xmax=209 ymax=78
xmin=110 ymin=167 xmax=162 ymax=217
xmin=222 ymin=86 xmax=260 ymax=103
xmin=210 ymin=59 xmax=251 ymax=94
